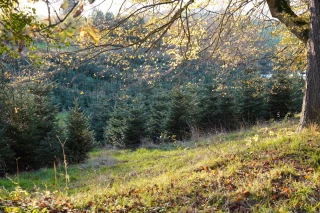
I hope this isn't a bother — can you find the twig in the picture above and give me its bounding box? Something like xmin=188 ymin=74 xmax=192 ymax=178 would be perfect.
xmin=57 ymin=135 xmax=69 ymax=191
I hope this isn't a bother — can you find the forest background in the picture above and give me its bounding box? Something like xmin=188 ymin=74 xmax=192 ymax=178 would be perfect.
xmin=0 ymin=0 xmax=308 ymax=173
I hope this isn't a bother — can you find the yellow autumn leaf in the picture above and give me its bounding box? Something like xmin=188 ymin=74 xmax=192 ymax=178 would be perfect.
xmin=87 ymin=26 xmax=100 ymax=44
xmin=60 ymin=0 xmax=69 ymax=10
xmin=59 ymin=29 xmax=74 ymax=42
xmin=79 ymin=26 xmax=100 ymax=44
xmin=59 ymin=31 xmax=67 ymax=42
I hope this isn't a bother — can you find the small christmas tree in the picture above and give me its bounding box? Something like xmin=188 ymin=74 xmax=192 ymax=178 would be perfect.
xmin=90 ymin=98 xmax=110 ymax=145
xmin=147 ymin=91 xmax=169 ymax=142
xmin=105 ymin=97 xmax=147 ymax=148
xmin=268 ymin=73 xmax=292 ymax=119
xmin=66 ymin=100 xmax=95 ymax=164
xmin=124 ymin=99 xmax=147 ymax=147
xmin=197 ymin=84 xmax=219 ymax=130
xmin=166 ymin=88 xmax=191 ymax=140
xmin=236 ymin=69 xmax=267 ymax=124
xmin=105 ymin=100 xmax=129 ymax=148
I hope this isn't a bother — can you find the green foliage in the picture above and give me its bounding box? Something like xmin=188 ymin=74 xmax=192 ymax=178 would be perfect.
xmin=236 ymin=69 xmax=268 ymax=124
xmin=90 ymin=98 xmax=110 ymax=144
xmin=0 ymin=81 xmax=60 ymax=171
xmin=147 ymin=90 xmax=170 ymax=142
xmin=288 ymin=74 xmax=304 ymax=114
xmin=105 ymin=96 xmax=147 ymax=148
xmin=197 ymin=84 xmax=219 ymax=130
xmin=124 ymin=98 xmax=147 ymax=147
xmin=105 ymin=99 xmax=129 ymax=147
xmin=197 ymin=83 xmax=238 ymax=131
xmin=214 ymin=85 xmax=238 ymax=130
xmin=166 ymin=87 xmax=192 ymax=140
xmin=0 ymin=0 xmax=51 ymax=60
xmin=65 ymin=100 xmax=95 ymax=164
xmin=0 ymin=133 xmax=15 ymax=175
xmin=268 ymin=73 xmax=294 ymax=119
xmin=35 ymin=134 xmax=62 ymax=169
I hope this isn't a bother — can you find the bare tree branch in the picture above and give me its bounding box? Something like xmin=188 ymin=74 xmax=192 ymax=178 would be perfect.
xmin=266 ymin=0 xmax=309 ymax=44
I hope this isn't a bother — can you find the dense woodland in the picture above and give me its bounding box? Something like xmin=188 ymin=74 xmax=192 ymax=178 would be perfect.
xmin=0 ymin=8 xmax=306 ymax=174
xmin=3 ymin=0 xmax=320 ymax=212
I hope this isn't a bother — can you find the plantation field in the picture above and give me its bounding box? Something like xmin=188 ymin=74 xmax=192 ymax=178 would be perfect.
xmin=1 ymin=118 xmax=320 ymax=212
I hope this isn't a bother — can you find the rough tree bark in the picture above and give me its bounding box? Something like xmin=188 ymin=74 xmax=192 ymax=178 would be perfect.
xmin=297 ymin=0 xmax=320 ymax=130
xmin=267 ymin=0 xmax=320 ymax=130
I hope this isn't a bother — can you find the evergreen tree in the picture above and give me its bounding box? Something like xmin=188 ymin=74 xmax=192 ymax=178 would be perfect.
xmin=124 ymin=99 xmax=147 ymax=147
xmin=105 ymin=97 xmax=146 ymax=148
xmin=0 ymin=80 xmax=13 ymax=174
xmin=90 ymin=98 xmax=110 ymax=145
xmin=0 ymin=129 xmax=15 ymax=175
xmin=268 ymin=73 xmax=293 ymax=119
xmin=215 ymin=86 xmax=238 ymax=130
xmin=147 ymin=91 xmax=170 ymax=142
xmin=105 ymin=100 xmax=129 ymax=147
xmin=197 ymin=84 xmax=219 ymax=130
xmin=289 ymin=74 xmax=304 ymax=114
xmin=31 ymin=82 xmax=61 ymax=168
xmin=197 ymin=80 xmax=238 ymax=131
xmin=166 ymin=88 xmax=191 ymax=140
xmin=0 ymin=82 xmax=60 ymax=170
xmin=236 ymin=69 xmax=267 ymax=124
xmin=66 ymin=100 xmax=95 ymax=164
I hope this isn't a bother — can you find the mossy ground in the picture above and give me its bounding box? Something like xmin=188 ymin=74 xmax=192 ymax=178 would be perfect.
xmin=1 ymin=118 xmax=320 ymax=212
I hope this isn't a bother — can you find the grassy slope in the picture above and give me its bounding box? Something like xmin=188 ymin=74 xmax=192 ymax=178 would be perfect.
xmin=1 ymin=118 xmax=320 ymax=212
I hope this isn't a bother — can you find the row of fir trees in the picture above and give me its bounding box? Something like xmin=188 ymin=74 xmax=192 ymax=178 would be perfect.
xmin=0 ymin=67 xmax=304 ymax=174
xmin=102 ymin=70 xmax=303 ymax=147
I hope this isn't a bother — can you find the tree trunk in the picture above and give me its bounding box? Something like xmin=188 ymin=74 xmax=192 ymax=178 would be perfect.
xmin=297 ymin=0 xmax=320 ymax=131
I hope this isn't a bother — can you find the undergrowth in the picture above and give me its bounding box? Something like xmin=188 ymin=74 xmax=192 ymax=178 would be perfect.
xmin=1 ymin=118 xmax=320 ymax=212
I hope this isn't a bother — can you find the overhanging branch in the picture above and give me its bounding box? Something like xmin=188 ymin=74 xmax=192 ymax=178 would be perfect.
xmin=266 ymin=0 xmax=309 ymax=44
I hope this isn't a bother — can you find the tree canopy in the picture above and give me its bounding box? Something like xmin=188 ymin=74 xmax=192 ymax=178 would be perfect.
xmin=1 ymin=0 xmax=319 ymax=128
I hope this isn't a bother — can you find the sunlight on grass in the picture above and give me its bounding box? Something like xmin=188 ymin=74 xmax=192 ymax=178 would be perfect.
xmin=1 ymin=118 xmax=320 ymax=212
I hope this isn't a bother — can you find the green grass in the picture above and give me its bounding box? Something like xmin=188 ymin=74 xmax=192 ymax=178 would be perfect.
xmin=1 ymin=118 xmax=320 ymax=212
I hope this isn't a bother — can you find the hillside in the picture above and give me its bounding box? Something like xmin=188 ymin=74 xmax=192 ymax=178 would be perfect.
xmin=1 ymin=118 xmax=320 ymax=212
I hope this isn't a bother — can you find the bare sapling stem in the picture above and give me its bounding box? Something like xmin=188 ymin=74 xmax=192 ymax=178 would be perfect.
xmin=57 ymin=135 xmax=69 ymax=191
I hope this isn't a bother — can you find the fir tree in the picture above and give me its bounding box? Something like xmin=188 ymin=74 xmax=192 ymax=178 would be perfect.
xmin=236 ymin=69 xmax=267 ymax=124
xmin=105 ymin=97 xmax=147 ymax=148
xmin=197 ymin=84 xmax=219 ymax=130
xmin=90 ymin=98 xmax=110 ymax=145
xmin=66 ymin=100 xmax=95 ymax=164
xmin=0 ymin=129 xmax=15 ymax=175
xmin=215 ymin=87 xmax=238 ymax=130
xmin=124 ymin=99 xmax=147 ymax=147
xmin=288 ymin=74 xmax=304 ymax=114
xmin=32 ymin=84 xmax=61 ymax=168
xmin=0 ymin=82 xmax=60 ymax=170
xmin=268 ymin=73 xmax=293 ymax=119
xmin=166 ymin=88 xmax=191 ymax=140
xmin=105 ymin=100 xmax=129 ymax=147
xmin=147 ymin=91 xmax=169 ymax=142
